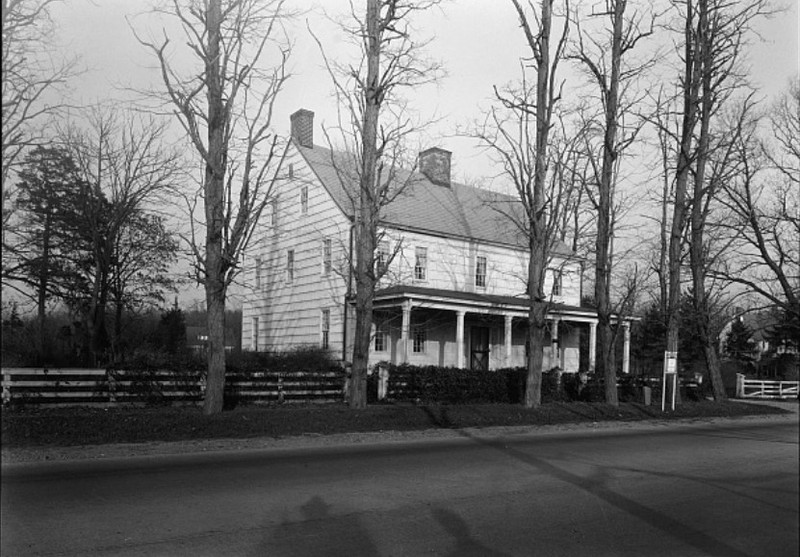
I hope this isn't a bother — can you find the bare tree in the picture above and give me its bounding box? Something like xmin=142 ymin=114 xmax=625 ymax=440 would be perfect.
xmin=57 ymin=109 xmax=181 ymax=365
xmin=568 ymin=0 xmax=656 ymax=405
xmin=665 ymin=0 xmax=768 ymax=401
xmin=2 ymin=0 xmax=76 ymax=287
xmin=137 ymin=0 xmax=290 ymax=414
xmin=716 ymin=81 xmax=799 ymax=322
xmin=474 ymin=0 xmax=570 ymax=408
xmin=311 ymin=0 xmax=442 ymax=409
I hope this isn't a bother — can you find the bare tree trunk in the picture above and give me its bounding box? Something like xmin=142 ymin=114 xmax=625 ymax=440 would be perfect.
xmin=595 ymin=0 xmax=625 ymax=407
xmin=349 ymin=0 xmax=382 ymax=409
xmin=203 ymin=0 xmax=227 ymax=415
xmin=522 ymin=0 xmax=556 ymax=409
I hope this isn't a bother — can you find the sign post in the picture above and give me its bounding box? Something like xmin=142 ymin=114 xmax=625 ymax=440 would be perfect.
xmin=662 ymin=351 xmax=678 ymax=412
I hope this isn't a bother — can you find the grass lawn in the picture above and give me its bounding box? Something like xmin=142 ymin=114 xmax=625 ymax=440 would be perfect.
xmin=0 ymin=400 xmax=789 ymax=448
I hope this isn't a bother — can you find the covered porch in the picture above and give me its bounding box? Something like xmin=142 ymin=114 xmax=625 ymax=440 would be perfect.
xmin=363 ymin=286 xmax=632 ymax=374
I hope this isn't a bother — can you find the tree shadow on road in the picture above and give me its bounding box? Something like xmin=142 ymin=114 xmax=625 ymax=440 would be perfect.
xmin=261 ymin=495 xmax=378 ymax=557
xmin=431 ymin=507 xmax=511 ymax=557
xmin=451 ymin=430 xmax=753 ymax=557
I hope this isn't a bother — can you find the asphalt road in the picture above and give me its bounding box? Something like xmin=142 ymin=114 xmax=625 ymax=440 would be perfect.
xmin=2 ymin=417 xmax=798 ymax=557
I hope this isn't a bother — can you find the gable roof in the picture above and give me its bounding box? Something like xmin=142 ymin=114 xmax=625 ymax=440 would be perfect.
xmin=295 ymin=141 xmax=574 ymax=256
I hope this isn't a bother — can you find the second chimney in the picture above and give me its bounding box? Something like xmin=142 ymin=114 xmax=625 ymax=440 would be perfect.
xmin=419 ymin=147 xmax=451 ymax=187
xmin=290 ymin=109 xmax=314 ymax=148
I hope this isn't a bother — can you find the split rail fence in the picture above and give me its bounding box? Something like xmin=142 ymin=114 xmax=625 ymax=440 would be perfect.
xmin=735 ymin=373 xmax=799 ymax=400
xmin=1 ymin=368 xmax=346 ymax=406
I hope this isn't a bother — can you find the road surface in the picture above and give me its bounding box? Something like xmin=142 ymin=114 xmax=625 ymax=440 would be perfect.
xmin=2 ymin=417 xmax=798 ymax=556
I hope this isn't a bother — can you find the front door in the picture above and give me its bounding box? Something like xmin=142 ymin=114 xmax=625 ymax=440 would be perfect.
xmin=470 ymin=327 xmax=490 ymax=371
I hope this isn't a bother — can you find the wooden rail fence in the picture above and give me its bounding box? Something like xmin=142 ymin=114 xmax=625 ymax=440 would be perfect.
xmin=736 ymin=373 xmax=799 ymax=400
xmin=1 ymin=368 xmax=346 ymax=406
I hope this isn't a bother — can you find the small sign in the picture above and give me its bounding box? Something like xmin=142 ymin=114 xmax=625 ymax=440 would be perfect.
xmin=662 ymin=351 xmax=678 ymax=412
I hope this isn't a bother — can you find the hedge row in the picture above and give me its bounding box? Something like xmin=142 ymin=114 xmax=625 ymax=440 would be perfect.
xmin=371 ymin=364 xmax=700 ymax=405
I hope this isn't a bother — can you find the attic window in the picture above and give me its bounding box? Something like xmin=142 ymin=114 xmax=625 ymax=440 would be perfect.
xmin=288 ymin=163 xmax=294 ymax=179
xmin=300 ymin=186 xmax=308 ymax=214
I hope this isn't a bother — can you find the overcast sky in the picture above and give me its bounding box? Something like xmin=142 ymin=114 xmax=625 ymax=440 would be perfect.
xmin=46 ymin=0 xmax=799 ymax=306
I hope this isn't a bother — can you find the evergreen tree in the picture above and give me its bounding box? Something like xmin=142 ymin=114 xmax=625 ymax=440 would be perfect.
xmin=724 ymin=319 xmax=757 ymax=361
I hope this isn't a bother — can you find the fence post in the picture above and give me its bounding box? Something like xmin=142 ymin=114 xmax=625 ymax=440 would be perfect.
xmin=2 ymin=373 xmax=11 ymax=405
xmin=277 ymin=373 xmax=284 ymax=403
xmin=378 ymin=365 xmax=388 ymax=401
xmin=735 ymin=373 xmax=744 ymax=398
xmin=107 ymin=369 xmax=117 ymax=403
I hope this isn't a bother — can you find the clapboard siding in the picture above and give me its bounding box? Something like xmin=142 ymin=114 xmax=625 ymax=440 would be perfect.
xmin=242 ymin=144 xmax=351 ymax=354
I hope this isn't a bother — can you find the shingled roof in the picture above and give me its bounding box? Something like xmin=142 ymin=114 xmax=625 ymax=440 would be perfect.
xmin=294 ymin=141 xmax=574 ymax=256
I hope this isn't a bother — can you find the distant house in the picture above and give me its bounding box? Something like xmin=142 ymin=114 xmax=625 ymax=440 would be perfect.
xmin=241 ymin=109 xmax=633 ymax=373
xmin=186 ymin=326 xmax=237 ymax=354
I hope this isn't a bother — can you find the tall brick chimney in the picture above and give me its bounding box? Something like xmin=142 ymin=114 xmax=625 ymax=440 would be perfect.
xmin=419 ymin=147 xmax=451 ymax=187
xmin=290 ymin=109 xmax=314 ymax=148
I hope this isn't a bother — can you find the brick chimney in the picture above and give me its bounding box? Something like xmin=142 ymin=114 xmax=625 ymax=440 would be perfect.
xmin=290 ymin=109 xmax=314 ymax=148
xmin=419 ymin=147 xmax=451 ymax=187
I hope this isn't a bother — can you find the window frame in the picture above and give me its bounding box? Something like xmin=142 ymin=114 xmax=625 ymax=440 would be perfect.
xmin=286 ymin=249 xmax=295 ymax=283
xmin=412 ymin=325 xmax=426 ymax=353
xmin=374 ymin=320 xmax=388 ymax=353
xmin=252 ymin=316 xmax=260 ymax=352
xmin=552 ymin=268 xmax=562 ymax=296
xmin=322 ymin=239 xmax=332 ymax=276
xmin=475 ymin=255 xmax=487 ymax=288
xmin=414 ymin=246 xmax=428 ymax=282
xmin=254 ymin=257 xmax=262 ymax=289
xmin=321 ymin=309 xmax=330 ymax=350
xmin=300 ymin=185 xmax=309 ymax=215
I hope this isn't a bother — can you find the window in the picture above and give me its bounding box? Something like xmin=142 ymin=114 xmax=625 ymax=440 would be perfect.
xmin=321 ymin=309 xmax=330 ymax=349
xmin=286 ymin=249 xmax=294 ymax=283
xmin=254 ymin=257 xmax=262 ymax=289
xmin=322 ymin=239 xmax=332 ymax=276
xmin=552 ymin=268 xmax=562 ymax=296
xmin=269 ymin=199 xmax=278 ymax=228
xmin=374 ymin=321 xmax=388 ymax=352
xmin=300 ymin=185 xmax=308 ymax=214
xmin=288 ymin=163 xmax=294 ymax=179
xmin=412 ymin=326 xmax=426 ymax=353
xmin=252 ymin=316 xmax=259 ymax=352
xmin=375 ymin=241 xmax=389 ymax=276
xmin=414 ymin=247 xmax=428 ymax=281
xmin=475 ymin=256 xmax=487 ymax=288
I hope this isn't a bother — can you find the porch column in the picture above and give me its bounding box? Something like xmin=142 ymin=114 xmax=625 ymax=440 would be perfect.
xmin=588 ymin=320 xmax=597 ymax=373
xmin=401 ymin=300 xmax=411 ymax=364
xmin=622 ymin=321 xmax=631 ymax=375
xmin=504 ymin=314 xmax=513 ymax=365
xmin=456 ymin=310 xmax=466 ymax=369
xmin=551 ymin=318 xmax=560 ymax=369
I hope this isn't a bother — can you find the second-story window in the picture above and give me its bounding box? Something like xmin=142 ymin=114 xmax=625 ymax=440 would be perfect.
xmin=475 ymin=256 xmax=487 ymax=288
xmin=286 ymin=249 xmax=295 ymax=283
xmin=322 ymin=239 xmax=332 ymax=276
xmin=375 ymin=241 xmax=389 ymax=276
xmin=255 ymin=257 xmax=262 ymax=289
xmin=300 ymin=186 xmax=308 ymax=214
xmin=270 ymin=199 xmax=278 ymax=228
xmin=552 ymin=268 xmax=562 ymax=296
xmin=414 ymin=246 xmax=428 ymax=281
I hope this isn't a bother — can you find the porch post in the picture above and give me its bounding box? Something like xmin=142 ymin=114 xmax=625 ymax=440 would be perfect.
xmin=551 ymin=318 xmax=560 ymax=369
xmin=588 ymin=320 xmax=597 ymax=373
xmin=504 ymin=314 xmax=513 ymax=366
xmin=622 ymin=321 xmax=631 ymax=375
xmin=456 ymin=310 xmax=465 ymax=369
xmin=401 ymin=300 xmax=411 ymax=364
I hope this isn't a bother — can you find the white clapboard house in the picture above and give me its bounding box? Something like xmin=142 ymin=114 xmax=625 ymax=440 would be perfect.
xmin=241 ymin=109 xmax=632 ymax=373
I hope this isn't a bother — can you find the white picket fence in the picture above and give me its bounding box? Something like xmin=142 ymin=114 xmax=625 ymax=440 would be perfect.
xmin=736 ymin=373 xmax=799 ymax=399
xmin=1 ymin=367 xmax=346 ymax=406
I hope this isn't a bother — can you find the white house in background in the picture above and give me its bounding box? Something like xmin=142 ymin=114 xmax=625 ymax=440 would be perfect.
xmin=241 ymin=109 xmax=632 ymax=373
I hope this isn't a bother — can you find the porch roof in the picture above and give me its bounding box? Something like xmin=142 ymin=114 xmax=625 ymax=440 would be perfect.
xmin=373 ymin=285 xmax=600 ymax=322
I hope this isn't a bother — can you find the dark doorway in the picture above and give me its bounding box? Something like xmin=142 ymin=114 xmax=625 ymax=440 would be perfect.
xmin=470 ymin=326 xmax=490 ymax=371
